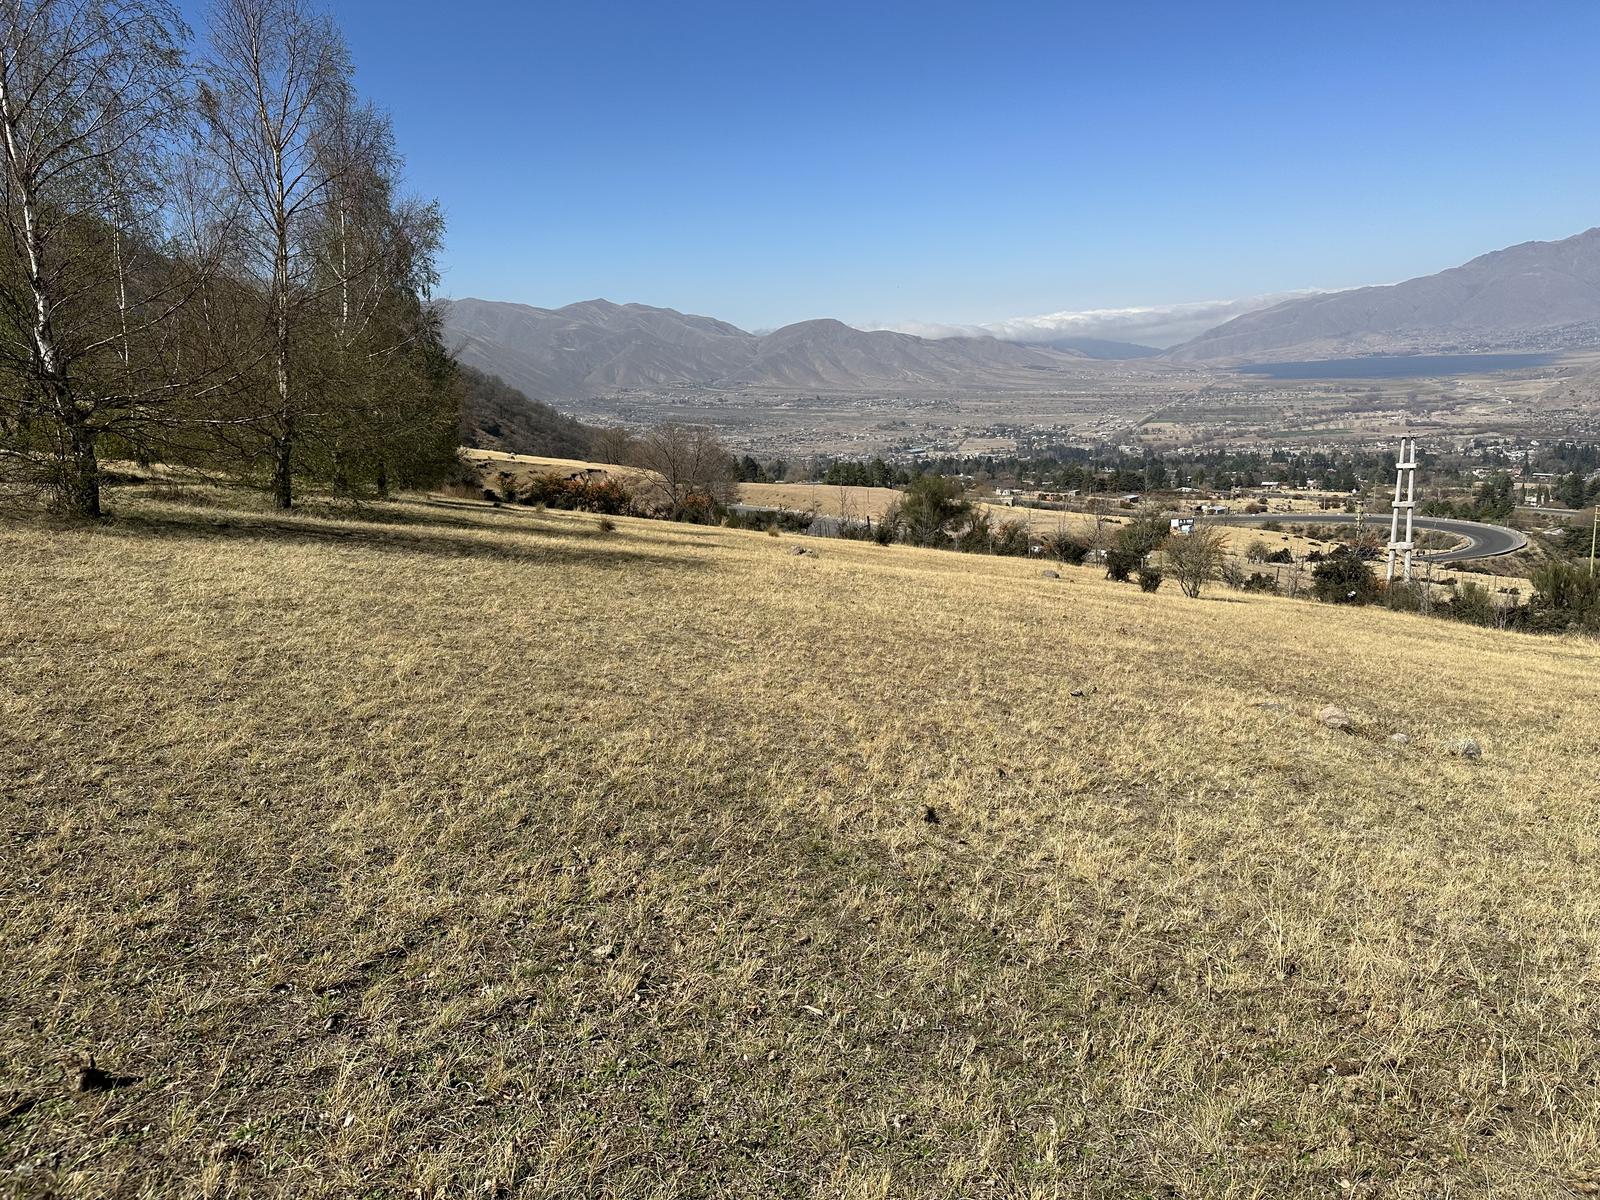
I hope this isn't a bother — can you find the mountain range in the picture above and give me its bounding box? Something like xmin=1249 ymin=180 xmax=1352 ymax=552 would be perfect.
xmin=441 ymin=298 xmax=1096 ymax=402
xmin=1170 ymin=227 xmax=1600 ymax=363
xmin=442 ymin=227 xmax=1600 ymax=401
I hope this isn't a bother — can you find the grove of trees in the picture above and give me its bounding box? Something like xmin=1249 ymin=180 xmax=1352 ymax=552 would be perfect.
xmin=0 ymin=0 xmax=458 ymax=516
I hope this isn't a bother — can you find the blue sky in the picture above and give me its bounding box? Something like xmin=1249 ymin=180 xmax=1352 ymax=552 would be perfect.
xmin=229 ymin=1 xmax=1600 ymax=337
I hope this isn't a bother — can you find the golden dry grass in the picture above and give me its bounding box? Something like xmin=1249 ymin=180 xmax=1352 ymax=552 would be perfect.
xmin=461 ymin=452 xmax=1399 ymax=566
xmin=460 ymin=447 xmax=656 ymax=488
xmin=3 ymin=489 xmax=1599 ymax=1198
xmin=737 ymin=482 xmax=902 ymax=521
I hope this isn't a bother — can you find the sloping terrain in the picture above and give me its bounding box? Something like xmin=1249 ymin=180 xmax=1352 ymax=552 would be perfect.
xmin=3 ymin=493 xmax=1599 ymax=1197
xmin=442 ymin=298 xmax=1087 ymax=400
xmin=458 ymin=365 xmax=602 ymax=458
xmin=1172 ymin=227 xmax=1600 ymax=363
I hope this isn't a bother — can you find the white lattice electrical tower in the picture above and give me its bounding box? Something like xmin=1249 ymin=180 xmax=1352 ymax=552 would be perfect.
xmin=1386 ymin=435 xmax=1418 ymax=582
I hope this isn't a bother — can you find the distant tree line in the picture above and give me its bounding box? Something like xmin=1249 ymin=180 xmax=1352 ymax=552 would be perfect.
xmin=0 ymin=0 xmax=458 ymax=517
xmin=753 ymin=444 xmax=1600 ymax=510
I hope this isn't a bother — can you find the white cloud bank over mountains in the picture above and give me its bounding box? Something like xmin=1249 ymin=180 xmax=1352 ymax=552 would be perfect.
xmin=870 ymin=289 xmax=1337 ymax=349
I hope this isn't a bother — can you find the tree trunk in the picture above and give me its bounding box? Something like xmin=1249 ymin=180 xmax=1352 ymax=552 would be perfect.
xmin=0 ymin=77 xmax=97 ymax=517
xmin=272 ymin=228 xmax=293 ymax=509
xmin=272 ymin=419 xmax=293 ymax=510
xmin=55 ymin=411 xmax=101 ymax=518
xmin=375 ymin=458 xmax=388 ymax=498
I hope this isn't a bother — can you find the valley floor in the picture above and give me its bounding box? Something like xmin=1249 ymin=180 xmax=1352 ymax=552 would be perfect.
xmin=2 ymin=491 xmax=1598 ymax=1197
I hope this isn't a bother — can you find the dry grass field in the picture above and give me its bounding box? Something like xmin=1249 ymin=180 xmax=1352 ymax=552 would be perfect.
xmin=4 ymin=488 xmax=1599 ymax=1198
xmin=736 ymin=482 xmax=902 ymax=521
xmin=460 ymin=448 xmax=655 ymax=489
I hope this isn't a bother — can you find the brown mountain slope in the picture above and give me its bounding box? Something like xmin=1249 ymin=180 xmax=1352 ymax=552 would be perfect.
xmin=1171 ymin=227 xmax=1600 ymax=363
xmin=442 ymin=299 xmax=1088 ymax=400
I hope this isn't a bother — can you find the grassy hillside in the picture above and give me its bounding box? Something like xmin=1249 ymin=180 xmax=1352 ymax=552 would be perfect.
xmin=3 ymin=491 xmax=1598 ymax=1198
xmin=459 ymin=366 xmax=602 ymax=459
xmin=469 ymin=450 xmax=1483 ymax=581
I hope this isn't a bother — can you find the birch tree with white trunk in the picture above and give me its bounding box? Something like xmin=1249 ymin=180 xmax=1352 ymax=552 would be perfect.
xmin=198 ymin=0 xmax=348 ymax=509
xmin=0 ymin=0 xmax=192 ymax=515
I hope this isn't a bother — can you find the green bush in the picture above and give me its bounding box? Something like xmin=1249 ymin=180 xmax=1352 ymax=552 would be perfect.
xmin=899 ymin=475 xmax=970 ymax=547
xmin=1447 ymin=581 xmax=1496 ymax=626
xmin=1104 ymin=548 xmax=1140 ymax=582
xmin=956 ymin=509 xmax=994 ymax=554
xmin=1137 ymin=567 xmax=1163 ymax=593
xmin=518 ymin=473 xmax=632 ymax=514
xmin=1312 ymin=545 xmax=1379 ymax=605
xmin=989 ymin=519 xmax=1030 ymax=557
xmin=1529 ymin=560 xmax=1600 ymax=631
xmin=1384 ymin=581 xmax=1426 ymax=613
xmin=1244 ymin=572 xmax=1278 ymax=593
xmin=1038 ymin=531 xmax=1090 ymax=564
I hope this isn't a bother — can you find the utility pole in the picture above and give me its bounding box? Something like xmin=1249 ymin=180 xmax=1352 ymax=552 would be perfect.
xmin=1590 ymin=504 xmax=1597 ymax=578
xmin=1386 ymin=435 xmax=1418 ymax=583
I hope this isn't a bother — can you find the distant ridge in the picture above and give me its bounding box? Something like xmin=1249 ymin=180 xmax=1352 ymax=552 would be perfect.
xmin=441 ymin=298 xmax=1091 ymax=401
xmin=1027 ymin=336 xmax=1161 ymax=360
xmin=1171 ymin=228 xmax=1600 ymax=364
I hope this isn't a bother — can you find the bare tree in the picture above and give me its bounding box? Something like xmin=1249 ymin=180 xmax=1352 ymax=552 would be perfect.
xmin=590 ymin=425 xmax=634 ymax=465
xmin=0 ymin=0 xmax=193 ymax=515
xmin=1085 ymin=494 xmax=1113 ymax=554
xmin=199 ymin=0 xmax=349 ymax=508
xmin=1164 ymin=524 xmax=1228 ymax=599
xmin=631 ymin=422 xmax=736 ymax=521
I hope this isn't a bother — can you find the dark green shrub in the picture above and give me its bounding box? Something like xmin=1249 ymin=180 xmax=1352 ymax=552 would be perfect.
xmin=1052 ymin=537 xmax=1091 ymax=565
xmin=518 ymin=473 xmax=633 ymax=514
xmin=990 ymin=518 xmax=1031 ymax=557
xmin=1528 ymin=560 xmax=1600 ymax=632
xmin=1137 ymin=567 xmax=1163 ymax=593
xmin=1312 ymin=545 xmax=1379 ymax=604
xmin=1384 ymin=581 xmax=1425 ymax=612
xmin=1448 ymin=581 xmax=1496 ymax=626
xmin=899 ymin=475 xmax=969 ymax=547
xmin=956 ymin=509 xmax=994 ymax=554
xmin=1244 ymin=572 xmax=1278 ymax=593
xmin=1104 ymin=548 xmax=1140 ymax=582
xmin=1116 ymin=515 xmax=1170 ymax=558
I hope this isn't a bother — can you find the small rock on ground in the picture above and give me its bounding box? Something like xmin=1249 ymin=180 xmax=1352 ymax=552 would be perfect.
xmin=1453 ymin=738 xmax=1482 ymax=761
xmin=1389 ymin=733 xmax=1411 ymax=745
xmin=1318 ymin=705 xmax=1352 ymax=731
xmin=1040 ymin=569 xmax=1060 ymax=579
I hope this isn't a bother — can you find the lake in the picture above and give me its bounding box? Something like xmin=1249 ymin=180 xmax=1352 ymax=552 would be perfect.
xmin=1236 ymin=352 xmax=1562 ymax=380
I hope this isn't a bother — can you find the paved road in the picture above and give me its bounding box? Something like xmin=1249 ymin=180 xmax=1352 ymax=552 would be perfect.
xmin=1211 ymin=512 xmax=1528 ymax=564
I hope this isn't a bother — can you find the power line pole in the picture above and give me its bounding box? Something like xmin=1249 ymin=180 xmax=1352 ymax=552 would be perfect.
xmin=1386 ymin=435 xmax=1418 ymax=583
xmin=1590 ymin=504 xmax=1597 ymax=578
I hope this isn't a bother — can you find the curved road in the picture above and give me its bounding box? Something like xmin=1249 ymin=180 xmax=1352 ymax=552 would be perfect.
xmin=1211 ymin=512 xmax=1527 ymax=564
